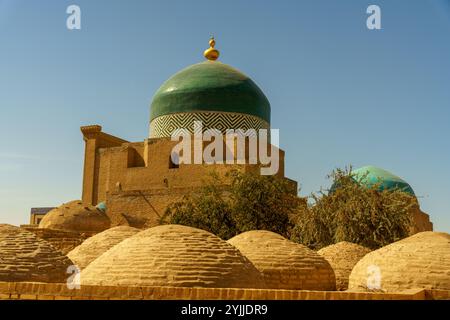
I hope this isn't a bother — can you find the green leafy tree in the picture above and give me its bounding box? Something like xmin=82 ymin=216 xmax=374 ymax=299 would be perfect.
xmin=291 ymin=167 xmax=414 ymax=250
xmin=160 ymin=173 xmax=236 ymax=239
xmin=160 ymin=170 xmax=303 ymax=239
xmin=228 ymin=170 xmax=302 ymax=237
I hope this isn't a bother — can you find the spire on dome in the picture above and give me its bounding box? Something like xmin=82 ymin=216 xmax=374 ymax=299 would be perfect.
xmin=203 ymin=36 xmax=220 ymax=61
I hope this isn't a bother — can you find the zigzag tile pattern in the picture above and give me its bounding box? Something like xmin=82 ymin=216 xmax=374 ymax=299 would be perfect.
xmin=149 ymin=112 xmax=269 ymax=138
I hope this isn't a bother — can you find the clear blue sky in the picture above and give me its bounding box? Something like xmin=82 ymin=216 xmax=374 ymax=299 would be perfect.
xmin=0 ymin=0 xmax=449 ymax=232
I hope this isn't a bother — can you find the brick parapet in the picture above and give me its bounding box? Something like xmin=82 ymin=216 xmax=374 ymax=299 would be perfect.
xmin=0 ymin=282 xmax=446 ymax=300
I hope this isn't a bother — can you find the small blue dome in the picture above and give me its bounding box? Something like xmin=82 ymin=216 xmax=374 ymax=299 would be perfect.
xmin=352 ymin=166 xmax=415 ymax=196
xmin=96 ymin=202 xmax=107 ymax=212
xmin=329 ymin=166 xmax=416 ymax=197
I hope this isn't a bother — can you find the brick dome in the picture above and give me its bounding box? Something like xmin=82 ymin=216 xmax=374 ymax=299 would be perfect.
xmin=227 ymin=230 xmax=336 ymax=290
xmin=0 ymin=224 xmax=73 ymax=283
xmin=348 ymin=232 xmax=450 ymax=292
xmin=80 ymin=225 xmax=265 ymax=288
xmin=39 ymin=200 xmax=110 ymax=233
xmin=67 ymin=226 xmax=140 ymax=270
xmin=318 ymin=242 xmax=371 ymax=291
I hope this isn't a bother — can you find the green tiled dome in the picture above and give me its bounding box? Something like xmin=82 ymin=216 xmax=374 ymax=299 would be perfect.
xmin=150 ymin=61 xmax=271 ymax=122
xmin=352 ymin=166 xmax=416 ymax=196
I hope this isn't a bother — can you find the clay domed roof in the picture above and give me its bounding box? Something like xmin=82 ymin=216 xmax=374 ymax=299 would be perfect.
xmin=227 ymin=230 xmax=336 ymax=290
xmin=348 ymin=232 xmax=450 ymax=292
xmin=67 ymin=226 xmax=140 ymax=270
xmin=318 ymin=242 xmax=371 ymax=291
xmin=0 ymin=224 xmax=73 ymax=283
xmin=39 ymin=200 xmax=110 ymax=233
xmin=80 ymin=225 xmax=265 ymax=288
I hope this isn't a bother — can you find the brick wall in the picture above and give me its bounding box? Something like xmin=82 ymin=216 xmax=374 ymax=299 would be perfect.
xmin=409 ymin=206 xmax=433 ymax=234
xmin=0 ymin=282 xmax=447 ymax=300
xmin=82 ymin=131 xmax=291 ymax=205
xmin=78 ymin=127 xmax=297 ymax=228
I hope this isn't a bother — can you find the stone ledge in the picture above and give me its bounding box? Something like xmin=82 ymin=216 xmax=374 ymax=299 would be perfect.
xmin=0 ymin=282 xmax=447 ymax=300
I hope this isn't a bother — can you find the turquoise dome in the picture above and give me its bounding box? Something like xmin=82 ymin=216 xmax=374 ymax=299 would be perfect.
xmin=351 ymin=166 xmax=416 ymax=196
xmin=150 ymin=61 xmax=270 ymax=123
xmin=96 ymin=202 xmax=107 ymax=213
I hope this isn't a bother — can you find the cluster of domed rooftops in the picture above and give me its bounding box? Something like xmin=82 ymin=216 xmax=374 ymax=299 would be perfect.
xmin=0 ymin=167 xmax=444 ymax=292
xmin=1 ymin=222 xmax=449 ymax=292
xmin=2 ymin=181 xmax=450 ymax=296
xmin=4 ymin=164 xmax=434 ymax=293
xmin=0 ymin=166 xmax=445 ymax=291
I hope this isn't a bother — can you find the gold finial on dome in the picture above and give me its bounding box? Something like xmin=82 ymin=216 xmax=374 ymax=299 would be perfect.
xmin=203 ymin=36 xmax=220 ymax=61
